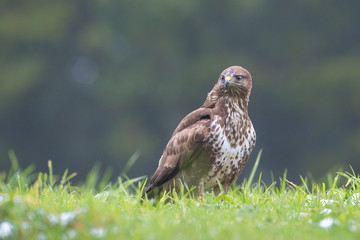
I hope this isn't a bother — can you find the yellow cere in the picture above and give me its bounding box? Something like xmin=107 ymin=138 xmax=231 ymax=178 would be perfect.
xmin=225 ymin=76 xmax=232 ymax=81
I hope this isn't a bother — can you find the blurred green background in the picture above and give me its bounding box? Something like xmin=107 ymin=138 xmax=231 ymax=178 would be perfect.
xmin=1 ymin=0 xmax=359 ymax=183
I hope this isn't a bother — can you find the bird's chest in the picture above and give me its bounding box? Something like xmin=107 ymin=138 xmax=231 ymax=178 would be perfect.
xmin=206 ymin=110 xmax=255 ymax=185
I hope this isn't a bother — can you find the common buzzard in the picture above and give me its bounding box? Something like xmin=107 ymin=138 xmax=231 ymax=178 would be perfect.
xmin=144 ymin=66 xmax=256 ymax=198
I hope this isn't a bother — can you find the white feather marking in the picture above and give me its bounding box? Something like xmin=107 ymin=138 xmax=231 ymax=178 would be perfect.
xmin=206 ymin=111 xmax=255 ymax=187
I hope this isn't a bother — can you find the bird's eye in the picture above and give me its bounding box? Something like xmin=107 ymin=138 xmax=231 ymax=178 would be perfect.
xmin=220 ymin=75 xmax=225 ymax=81
xmin=235 ymin=75 xmax=244 ymax=80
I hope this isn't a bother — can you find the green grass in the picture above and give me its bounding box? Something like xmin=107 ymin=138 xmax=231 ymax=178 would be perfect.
xmin=1 ymin=151 xmax=360 ymax=240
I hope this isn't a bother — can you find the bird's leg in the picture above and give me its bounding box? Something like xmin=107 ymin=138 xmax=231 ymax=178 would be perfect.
xmin=213 ymin=182 xmax=230 ymax=195
xmin=197 ymin=178 xmax=205 ymax=199
xmin=223 ymin=183 xmax=231 ymax=194
xmin=213 ymin=185 xmax=221 ymax=195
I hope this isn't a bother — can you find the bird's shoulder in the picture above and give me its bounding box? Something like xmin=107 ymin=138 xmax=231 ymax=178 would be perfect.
xmin=171 ymin=107 xmax=213 ymax=137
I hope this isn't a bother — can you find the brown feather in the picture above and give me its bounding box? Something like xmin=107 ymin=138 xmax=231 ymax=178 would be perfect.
xmin=144 ymin=66 xmax=256 ymax=198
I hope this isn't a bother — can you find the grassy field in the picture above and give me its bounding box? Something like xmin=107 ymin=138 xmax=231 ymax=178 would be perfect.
xmin=1 ymin=152 xmax=360 ymax=240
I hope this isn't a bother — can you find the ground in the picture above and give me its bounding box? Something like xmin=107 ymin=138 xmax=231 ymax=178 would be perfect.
xmin=0 ymin=154 xmax=360 ymax=240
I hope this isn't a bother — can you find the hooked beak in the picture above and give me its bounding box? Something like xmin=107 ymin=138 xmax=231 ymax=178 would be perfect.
xmin=224 ymin=76 xmax=233 ymax=87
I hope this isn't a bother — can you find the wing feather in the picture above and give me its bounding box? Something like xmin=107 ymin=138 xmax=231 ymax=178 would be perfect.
xmin=144 ymin=108 xmax=211 ymax=195
xmin=171 ymin=108 xmax=211 ymax=137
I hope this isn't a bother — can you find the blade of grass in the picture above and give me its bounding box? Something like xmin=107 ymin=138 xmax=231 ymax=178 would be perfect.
xmin=121 ymin=151 xmax=140 ymax=177
xmin=48 ymin=160 xmax=54 ymax=186
xmin=245 ymin=149 xmax=262 ymax=191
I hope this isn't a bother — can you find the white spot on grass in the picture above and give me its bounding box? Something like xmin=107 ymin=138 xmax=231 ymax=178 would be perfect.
xmin=319 ymin=217 xmax=337 ymax=230
xmin=349 ymin=193 xmax=360 ymax=205
xmin=299 ymin=212 xmax=308 ymax=217
xmin=21 ymin=221 xmax=31 ymax=231
xmin=111 ymin=226 xmax=119 ymax=233
xmin=347 ymin=219 xmax=358 ymax=232
xmin=208 ymin=227 xmax=220 ymax=237
xmin=59 ymin=212 xmax=77 ymax=226
xmin=66 ymin=229 xmax=77 ymax=239
xmin=14 ymin=195 xmax=22 ymax=204
xmin=90 ymin=227 xmax=107 ymax=238
xmin=320 ymin=208 xmax=332 ymax=215
xmin=305 ymin=195 xmax=314 ymax=200
xmin=38 ymin=233 xmax=46 ymax=240
xmin=305 ymin=195 xmax=337 ymax=207
xmin=95 ymin=191 xmax=111 ymax=199
xmin=48 ymin=214 xmax=59 ymax=225
xmin=305 ymin=195 xmax=314 ymax=206
xmin=0 ymin=194 xmax=9 ymax=203
xmin=48 ymin=208 xmax=87 ymax=227
xmin=0 ymin=221 xmax=14 ymax=238
xmin=349 ymin=224 xmax=358 ymax=232
xmin=320 ymin=199 xmax=335 ymax=206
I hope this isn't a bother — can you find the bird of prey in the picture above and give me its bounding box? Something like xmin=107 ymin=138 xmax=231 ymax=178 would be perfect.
xmin=144 ymin=66 xmax=256 ymax=198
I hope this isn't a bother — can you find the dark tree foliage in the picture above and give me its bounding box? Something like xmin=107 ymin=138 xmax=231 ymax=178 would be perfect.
xmin=0 ymin=0 xmax=359 ymax=182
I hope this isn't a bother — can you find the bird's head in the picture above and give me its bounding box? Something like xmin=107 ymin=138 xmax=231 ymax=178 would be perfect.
xmin=218 ymin=66 xmax=252 ymax=97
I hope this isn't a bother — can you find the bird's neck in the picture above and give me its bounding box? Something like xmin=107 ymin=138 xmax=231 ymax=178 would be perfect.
xmin=218 ymin=95 xmax=250 ymax=148
xmin=223 ymin=95 xmax=249 ymax=115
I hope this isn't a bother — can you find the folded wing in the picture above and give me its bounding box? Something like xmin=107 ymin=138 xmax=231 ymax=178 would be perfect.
xmin=144 ymin=107 xmax=212 ymax=195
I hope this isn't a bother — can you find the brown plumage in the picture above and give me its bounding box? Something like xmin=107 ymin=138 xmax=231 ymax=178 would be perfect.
xmin=144 ymin=66 xmax=256 ymax=198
